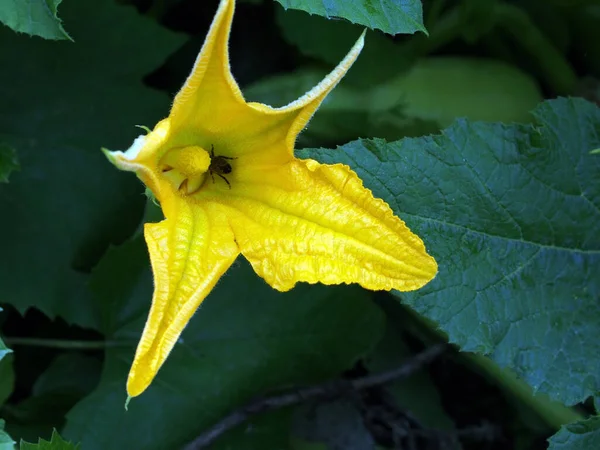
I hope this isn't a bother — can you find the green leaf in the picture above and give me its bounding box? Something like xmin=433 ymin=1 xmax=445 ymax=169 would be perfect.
xmin=0 ymin=420 xmax=15 ymax=450
xmin=300 ymin=97 xmax=600 ymax=406
xmin=548 ymin=416 xmax=600 ymax=450
xmin=32 ymin=353 xmax=101 ymax=398
xmin=0 ymin=0 xmax=183 ymax=329
xmin=0 ymin=143 xmax=19 ymax=183
xmin=274 ymin=0 xmax=426 ymax=35
xmin=1 ymin=353 xmax=100 ymax=444
xmin=0 ymin=0 xmax=71 ymax=40
xmin=367 ymin=58 xmax=542 ymax=127
xmin=62 ymin=237 xmax=385 ymax=449
xmin=20 ymin=430 xmax=79 ymax=450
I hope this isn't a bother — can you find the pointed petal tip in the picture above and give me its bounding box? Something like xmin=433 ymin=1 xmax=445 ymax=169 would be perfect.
xmin=126 ymin=371 xmax=150 ymax=399
xmin=412 ymin=254 xmax=439 ymax=291
xmin=357 ymin=28 xmax=366 ymax=47
xmin=101 ymin=147 xmax=117 ymax=163
xmin=101 ymin=147 xmax=135 ymax=172
xmin=102 ymin=147 xmax=134 ymax=172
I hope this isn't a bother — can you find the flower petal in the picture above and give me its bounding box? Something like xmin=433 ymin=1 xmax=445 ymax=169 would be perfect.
xmin=165 ymin=0 xmax=300 ymax=160
xmin=220 ymin=159 xmax=437 ymax=292
xmin=249 ymin=30 xmax=366 ymax=154
xmin=169 ymin=0 xmax=245 ymax=129
xmin=127 ymin=200 xmax=239 ymax=397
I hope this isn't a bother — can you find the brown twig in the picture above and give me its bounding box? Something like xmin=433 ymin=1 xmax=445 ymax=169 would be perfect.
xmin=183 ymin=343 xmax=447 ymax=450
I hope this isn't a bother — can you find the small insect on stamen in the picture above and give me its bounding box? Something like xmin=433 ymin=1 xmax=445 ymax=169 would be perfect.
xmin=208 ymin=145 xmax=237 ymax=189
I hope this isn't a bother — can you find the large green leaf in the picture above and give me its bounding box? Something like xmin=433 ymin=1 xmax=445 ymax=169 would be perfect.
xmin=32 ymin=353 xmax=100 ymax=399
xmin=63 ymin=237 xmax=385 ymax=449
xmin=0 ymin=0 xmax=70 ymax=40
xmin=299 ymin=97 xmax=600 ymax=406
xmin=0 ymin=143 xmax=19 ymax=183
xmin=0 ymin=0 xmax=183 ymax=328
xmin=20 ymin=430 xmax=79 ymax=450
xmin=548 ymin=417 xmax=600 ymax=450
xmin=274 ymin=0 xmax=426 ymax=35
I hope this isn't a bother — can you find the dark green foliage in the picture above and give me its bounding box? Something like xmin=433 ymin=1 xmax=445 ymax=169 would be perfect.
xmin=0 ymin=0 xmax=598 ymax=449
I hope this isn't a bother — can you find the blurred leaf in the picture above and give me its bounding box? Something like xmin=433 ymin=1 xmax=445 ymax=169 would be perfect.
xmin=517 ymin=0 xmax=571 ymax=53
xmin=0 ymin=0 xmax=70 ymax=40
xmin=32 ymin=353 xmax=100 ymax=398
xmin=367 ymin=57 xmax=542 ymax=127
xmin=293 ymin=400 xmax=376 ymax=450
xmin=4 ymin=355 xmax=98 ymax=443
xmin=274 ymin=0 xmax=426 ymax=35
xmin=0 ymin=0 xmax=184 ymax=329
xmin=20 ymin=430 xmax=79 ymax=450
xmin=0 ymin=144 xmax=19 ymax=183
xmin=62 ymin=237 xmax=385 ymax=449
xmin=275 ymin=7 xmax=412 ymax=86
xmin=4 ymin=352 xmax=100 ymax=445
xmin=0 ymin=420 xmax=15 ymax=450
xmin=246 ymin=58 xmax=541 ymax=146
xmin=494 ymin=3 xmax=576 ymax=95
xmin=300 ymin=97 xmax=600 ymax=406
xmin=548 ymin=416 xmax=600 ymax=450
xmin=5 ymin=393 xmax=75 ymax=444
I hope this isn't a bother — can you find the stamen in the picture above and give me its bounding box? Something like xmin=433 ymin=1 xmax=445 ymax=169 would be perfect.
xmin=159 ymin=146 xmax=211 ymax=195
xmin=161 ymin=146 xmax=210 ymax=177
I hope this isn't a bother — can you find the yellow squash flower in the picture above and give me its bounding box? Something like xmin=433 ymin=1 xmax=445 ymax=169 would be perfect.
xmin=104 ymin=0 xmax=437 ymax=399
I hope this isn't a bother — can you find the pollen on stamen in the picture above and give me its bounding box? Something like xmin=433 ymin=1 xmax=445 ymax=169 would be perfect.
xmin=162 ymin=146 xmax=211 ymax=177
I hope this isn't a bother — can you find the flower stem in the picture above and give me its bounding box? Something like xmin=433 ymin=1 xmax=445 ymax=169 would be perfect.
xmin=3 ymin=337 xmax=130 ymax=350
xmin=494 ymin=3 xmax=577 ymax=95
